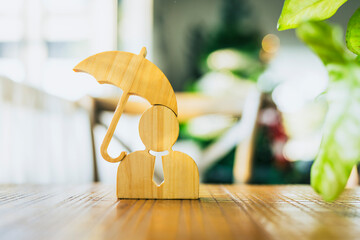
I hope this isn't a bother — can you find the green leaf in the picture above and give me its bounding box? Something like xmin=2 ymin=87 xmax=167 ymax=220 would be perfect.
xmin=278 ymin=0 xmax=348 ymax=31
xmin=346 ymin=8 xmax=360 ymax=55
xmin=311 ymin=65 xmax=360 ymax=201
xmin=296 ymin=21 xmax=349 ymax=65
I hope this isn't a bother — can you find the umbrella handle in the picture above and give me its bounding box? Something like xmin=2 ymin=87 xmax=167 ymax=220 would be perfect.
xmin=100 ymin=92 xmax=130 ymax=163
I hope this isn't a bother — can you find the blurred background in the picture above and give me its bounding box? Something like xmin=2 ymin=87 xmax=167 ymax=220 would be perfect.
xmin=0 ymin=0 xmax=358 ymax=185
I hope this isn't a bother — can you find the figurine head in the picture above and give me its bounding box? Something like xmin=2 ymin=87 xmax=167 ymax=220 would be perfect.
xmin=139 ymin=105 xmax=179 ymax=152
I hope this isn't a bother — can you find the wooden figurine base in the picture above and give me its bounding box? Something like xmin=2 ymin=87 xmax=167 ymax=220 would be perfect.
xmin=117 ymin=150 xmax=199 ymax=199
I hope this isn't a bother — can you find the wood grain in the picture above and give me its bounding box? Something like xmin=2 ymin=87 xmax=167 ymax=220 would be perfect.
xmin=117 ymin=106 xmax=199 ymax=199
xmin=1 ymin=184 xmax=360 ymax=240
xmin=73 ymin=47 xmax=178 ymax=163
xmin=139 ymin=105 xmax=179 ymax=152
xmin=116 ymin=150 xmax=199 ymax=199
xmin=74 ymin=48 xmax=199 ymax=199
xmin=73 ymin=48 xmax=177 ymax=115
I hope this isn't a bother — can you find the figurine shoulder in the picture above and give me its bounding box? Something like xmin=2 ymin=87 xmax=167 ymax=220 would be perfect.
xmin=170 ymin=151 xmax=196 ymax=163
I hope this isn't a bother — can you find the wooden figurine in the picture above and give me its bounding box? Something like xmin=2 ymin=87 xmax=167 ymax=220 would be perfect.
xmin=74 ymin=47 xmax=199 ymax=199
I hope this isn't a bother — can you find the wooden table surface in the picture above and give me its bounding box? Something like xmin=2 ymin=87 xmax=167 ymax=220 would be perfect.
xmin=1 ymin=184 xmax=360 ymax=240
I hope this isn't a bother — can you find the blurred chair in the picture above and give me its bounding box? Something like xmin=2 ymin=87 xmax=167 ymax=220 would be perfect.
xmin=90 ymin=87 xmax=262 ymax=183
xmin=0 ymin=76 xmax=94 ymax=184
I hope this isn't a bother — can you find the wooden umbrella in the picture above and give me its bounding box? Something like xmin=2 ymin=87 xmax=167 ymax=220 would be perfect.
xmin=73 ymin=47 xmax=178 ymax=163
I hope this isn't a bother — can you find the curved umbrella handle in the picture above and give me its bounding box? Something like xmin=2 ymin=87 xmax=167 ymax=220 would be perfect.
xmin=100 ymin=92 xmax=130 ymax=163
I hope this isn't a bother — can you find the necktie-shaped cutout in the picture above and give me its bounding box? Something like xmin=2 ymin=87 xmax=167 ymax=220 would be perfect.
xmin=149 ymin=150 xmax=169 ymax=186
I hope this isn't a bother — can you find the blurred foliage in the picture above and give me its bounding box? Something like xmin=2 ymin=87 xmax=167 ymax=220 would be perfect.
xmin=277 ymin=0 xmax=348 ymax=31
xmin=297 ymin=21 xmax=360 ymax=201
xmin=278 ymin=0 xmax=360 ymax=201
xmin=182 ymin=0 xmax=264 ymax=183
xmin=278 ymin=0 xmax=360 ymax=56
xmin=250 ymin=126 xmax=310 ymax=184
xmin=203 ymin=149 xmax=235 ymax=183
xmin=182 ymin=0 xmax=304 ymax=184
xmin=185 ymin=0 xmax=264 ymax=88
xmin=346 ymin=8 xmax=360 ymax=55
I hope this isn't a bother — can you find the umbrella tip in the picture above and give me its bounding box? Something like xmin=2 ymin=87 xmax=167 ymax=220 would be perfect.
xmin=139 ymin=47 xmax=147 ymax=58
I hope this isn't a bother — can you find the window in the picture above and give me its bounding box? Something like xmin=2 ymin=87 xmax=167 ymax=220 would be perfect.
xmin=0 ymin=0 xmax=117 ymax=100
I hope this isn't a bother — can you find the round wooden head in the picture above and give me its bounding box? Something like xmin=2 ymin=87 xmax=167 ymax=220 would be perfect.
xmin=139 ymin=105 xmax=179 ymax=152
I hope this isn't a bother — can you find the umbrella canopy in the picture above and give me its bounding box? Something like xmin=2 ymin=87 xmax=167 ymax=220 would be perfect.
xmin=73 ymin=49 xmax=177 ymax=115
